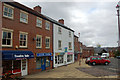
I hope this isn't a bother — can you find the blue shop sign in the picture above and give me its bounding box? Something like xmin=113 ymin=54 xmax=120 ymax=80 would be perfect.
xmin=2 ymin=50 xmax=34 ymax=60
xmin=36 ymin=53 xmax=52 ymax=57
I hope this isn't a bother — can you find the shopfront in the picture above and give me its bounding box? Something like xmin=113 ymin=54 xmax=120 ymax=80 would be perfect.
xmin=54 ymin=52 xmax=65 ymax=67
xmin=2 ymin=50 xmax=34 ymax=76
xmin=67 ymin=52 xmax=74 ymax=64
xmin=36 ymin=53 xmax=52 ymax=71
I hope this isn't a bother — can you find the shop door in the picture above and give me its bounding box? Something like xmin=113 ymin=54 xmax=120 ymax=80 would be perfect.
xmin=41 ymin=57 xmax=46 ymax=71
xmin=21 ymin=59 xmax=27 ymax=76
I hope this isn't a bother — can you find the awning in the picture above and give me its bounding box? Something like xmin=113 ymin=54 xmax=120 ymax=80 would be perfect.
xmin=36 ymin=53 xmax=52 ymax=57
xmin=2 ymin=50 xmax=34 ymax=60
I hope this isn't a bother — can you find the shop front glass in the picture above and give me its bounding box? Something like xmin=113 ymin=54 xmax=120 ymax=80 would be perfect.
xmin=67 ymin=54 xmax=73 ymax=62
xmin=55 ymin=55 xmax=64 ymax=64
xmin=2 ymin=60 xmax=21 ymax=75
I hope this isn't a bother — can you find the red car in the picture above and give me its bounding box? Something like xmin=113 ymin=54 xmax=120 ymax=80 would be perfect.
xmin=85 ymin=56 xmax=111 ymax=66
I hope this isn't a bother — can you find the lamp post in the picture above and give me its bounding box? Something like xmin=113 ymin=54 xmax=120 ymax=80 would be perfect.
xmin=116 ymin=4 xmax=120 ymax=47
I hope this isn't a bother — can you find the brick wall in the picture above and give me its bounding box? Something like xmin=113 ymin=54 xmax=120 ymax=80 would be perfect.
xmin=2 ymin=2 xmax=53 ymax=75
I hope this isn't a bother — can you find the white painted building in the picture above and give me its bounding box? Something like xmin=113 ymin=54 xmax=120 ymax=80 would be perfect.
xmin=53 ymin=19 xmax=74 ymax=67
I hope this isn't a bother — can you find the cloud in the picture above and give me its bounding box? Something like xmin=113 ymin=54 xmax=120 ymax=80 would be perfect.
xmin=17 ymin=1 xmax=118 ymax=47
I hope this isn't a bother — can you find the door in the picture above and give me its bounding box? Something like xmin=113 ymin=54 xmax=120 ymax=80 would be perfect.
xmin=21 ymin=59 xmax=27 ymax=76
xmin=41 ymin=57 xmax=46 ymax=71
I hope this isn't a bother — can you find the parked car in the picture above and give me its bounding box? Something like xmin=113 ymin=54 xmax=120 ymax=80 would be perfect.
xmin=116 ymin=56 xmax=120 ymax=59
xmin=101 ymin=53 xmax=109 ymax=58
xmin=85 ymin=56 xmax=111 ymax=66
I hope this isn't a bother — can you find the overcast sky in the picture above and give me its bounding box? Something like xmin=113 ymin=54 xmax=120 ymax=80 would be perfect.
xmin=14 ymin=0 xmax=119 ymax=47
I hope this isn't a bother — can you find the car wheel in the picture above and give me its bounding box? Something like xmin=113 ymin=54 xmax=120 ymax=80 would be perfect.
xmin=92 ymin=62 xmax=96 ymax=66
xmin=105 ymin=62 xmax=109 ymax=65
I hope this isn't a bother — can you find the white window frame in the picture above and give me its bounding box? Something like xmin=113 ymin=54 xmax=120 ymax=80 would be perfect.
xmin=58 ymin=40 xmax=62 ymax=50
xmin=3 ymin=3 xmax=14 ymax=19
xmin=45 ymin=21 xmax=50 ymax=30
xmin=58 ymin=27 xmax=62 ymax=34
xmin=45 ymin=37 xmax=50 ymax=49
xmin=20 ymin=10 xmax=28 ymax=24
xmin=36 ymin=17 xmax=42 ymax=28
xmin=36 ymin=35 xmax=42 ymax=48
xmin=19 ymin=31 xmax=28 ymax=48
xmin=2 ymin=28 xmax=13 ymax=47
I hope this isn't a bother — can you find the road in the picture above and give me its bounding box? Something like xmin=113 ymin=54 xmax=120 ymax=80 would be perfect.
xmin=24 ymin=58 xmax=118 ymax=78
xmin=76 ymin=58 xmax=119 ymax=77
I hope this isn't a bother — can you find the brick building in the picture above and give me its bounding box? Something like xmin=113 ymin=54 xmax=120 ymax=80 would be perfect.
xmin=74 ymin=35 xmax=80 ymax=61
xmin=1 ymin=2 xmax=53 ymax=77
xmin=82 ymin=46 xmax=94 ymax=58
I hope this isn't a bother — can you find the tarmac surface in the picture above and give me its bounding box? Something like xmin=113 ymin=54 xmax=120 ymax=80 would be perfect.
xmin=24 ymin=59 xmax=118 ymax=78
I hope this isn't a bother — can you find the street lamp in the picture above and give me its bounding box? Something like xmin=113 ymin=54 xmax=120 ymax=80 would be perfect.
xmin=116 ymin=4 xmax=120 ymax=47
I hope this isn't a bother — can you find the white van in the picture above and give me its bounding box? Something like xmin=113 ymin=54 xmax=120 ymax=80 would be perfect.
xmin=101 ymin=53 xmax=109 ymax=58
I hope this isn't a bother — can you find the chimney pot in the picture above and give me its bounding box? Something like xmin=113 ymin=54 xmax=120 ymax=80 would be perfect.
xmin=58 ymin=19 xmax=64 ymax=24
xmin=34 ymin=5 xmax=41 ymax=13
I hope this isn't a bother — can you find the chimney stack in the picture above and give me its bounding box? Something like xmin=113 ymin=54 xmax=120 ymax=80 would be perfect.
xmin=58 ymin=19 xmax=64 ymax=24
xmin=34 ymin=5 xmax=41 ymax=13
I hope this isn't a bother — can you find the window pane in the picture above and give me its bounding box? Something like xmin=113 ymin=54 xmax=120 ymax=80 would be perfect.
xmin=36 ymin=58 xmax=41 ymax=68
xmin=7 ymin=39 xmax=11 ymax=45
xmin=20 ymin=34 xmax=23 ymax=40
xmin=24 ymin=35 xmax=26 ymax=40
xmin=9 ymin=8 xmax=12 ymax=13
xmin=23 ymin=41 xmax=26 ymax=46
xmin=3 ymin=12 xmax=7 ymax=16
xmin=2 ymin=39 xmax=6 ymax=45
xmin=4 ymin=6 xmax=8 ymax=12
xmin=8 ymin=13 xmax=12 ymax=17
xmin=2 ymin=60 xmax=12 ymax=74
xmin=13 ymin=60 xmax=21 ymax=73
xmin=20 ymin=41 xmax=22 ymax=46
xmin=3 ymin=32 xmax=7 ymax=38
xmin=8 ymin=32 xmax=11 ymax=38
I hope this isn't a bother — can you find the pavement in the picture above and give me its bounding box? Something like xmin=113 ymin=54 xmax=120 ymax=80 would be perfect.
xmin=24 ymin=59 xmax=118 ymax=78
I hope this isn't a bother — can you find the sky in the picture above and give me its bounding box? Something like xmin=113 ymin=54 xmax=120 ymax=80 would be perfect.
xmin=14 ymin=0 xmax=119 ymax=47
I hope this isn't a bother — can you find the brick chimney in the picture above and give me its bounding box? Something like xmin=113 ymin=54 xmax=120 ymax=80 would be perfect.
xmin=58 ymin=19 xmax=64 ymax=24
xmin=34 ymin=5 xmax=41 ymax=13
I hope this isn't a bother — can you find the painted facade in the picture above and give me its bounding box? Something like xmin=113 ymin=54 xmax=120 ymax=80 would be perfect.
xmin=53 ymin=23 xmax=74 ymax=67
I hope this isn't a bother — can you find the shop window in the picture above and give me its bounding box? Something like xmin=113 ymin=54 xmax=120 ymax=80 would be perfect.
xmin=45 ymin=37 xmax=50 ymax=48
xmin=3 ymin=4 xmax=14 ymax=19
xmin=67 ymin=54 xmax=72 ymax=62
xmin=36 ymin=35 xmax=42 ymax=48
xmin=46 ymin=57 xmax=50 ymax=67
xmin=2 ymin=60 xmax=21 ymax=75
xmin=2 ymin=60 xmax=12 ymax=74
xmin=2 ymin=30 xmax=13 ymax=47
xmin=55 ymin=56 xmax=57 ymax=64
xmin=19 ymin=32 xmax=28 ymax=48
xmin=13 ymin=60 xmax=21 ymax=73
xmin=58 ymin=55 xmax=63 ymax=64
xmin=36 ymin=58 xmax=41 ymax=69
xmin=36 ymin=17 xmax=42 ymax=28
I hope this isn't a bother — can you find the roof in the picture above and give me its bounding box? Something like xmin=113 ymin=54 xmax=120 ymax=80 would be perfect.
xmin=4 ymin=2 xmax=74 ymax=32
xmin=94 ymin=48 xmax=107 ymax=54
xmin=74 ymin=35 xmax=79 ymax=38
